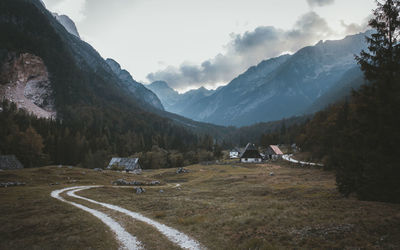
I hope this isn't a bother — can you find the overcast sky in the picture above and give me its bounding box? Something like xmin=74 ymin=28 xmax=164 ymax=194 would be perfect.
xmin=42 ymin=0 xmax=375 ymax=92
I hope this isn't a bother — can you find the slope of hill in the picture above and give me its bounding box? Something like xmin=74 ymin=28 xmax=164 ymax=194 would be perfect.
xmin=106 ymin=59 xmax=164 ymax=110
xmin=0 ymin=0 xmax=224 ymax=167
xmin=305 ymin=67 xmax=366 ymax=113
xmin=163 ymin=32 xmax=370 ymax=126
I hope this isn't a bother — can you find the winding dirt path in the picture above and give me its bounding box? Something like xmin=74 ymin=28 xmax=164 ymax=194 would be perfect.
xmin=51 ymin=186 xmax=143 ymax=250
xmin=51 ymin=186 xmax=203 ymax=250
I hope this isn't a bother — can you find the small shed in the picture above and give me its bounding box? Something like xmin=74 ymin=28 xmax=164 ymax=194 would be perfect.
xmin=107 ymin=158 xmax=142 ymax=173
xmin=240 ymin=143 xmax=262 ymax=163
xmin=265 ymin=145 xmax=283 ymax=160
xmin=0 ymin=155 xmax=24 ymax=170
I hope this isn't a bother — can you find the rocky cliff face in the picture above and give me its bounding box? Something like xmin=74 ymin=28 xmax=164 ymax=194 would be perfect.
xmin=0 ymin=52 xmax=56 ymax=119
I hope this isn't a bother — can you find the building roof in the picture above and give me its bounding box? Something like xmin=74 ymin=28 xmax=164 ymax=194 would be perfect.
xmin=0 ymin=155 xmax=24 ymax=170
xmin=230 ymin=147 xmax=241 ymax=153
xmin=240 ymin=143 xmax=262 ymax=159
xmin=107 ymin=157 xmax=141 ymax=171
xmin=269 ymin=145 xmax=283 ymax=155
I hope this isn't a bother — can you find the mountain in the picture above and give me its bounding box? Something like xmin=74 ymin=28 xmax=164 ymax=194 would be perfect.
xmin=145 ymin=81 xmax=179 ymax=110
xmin=306 ymin=66 xmax=366 ymax=113
xmin=166 ymin=32 xmax=370 ymax=126
xmin=106 ymin=59 xmax=164 ymax=110
xmin=52 ymin=13 xmax=80 ymax=38
xmin=0 ymin=0 xmax=233 ymax=163
xmin=146 ymin=81 xmax=215 ymax=115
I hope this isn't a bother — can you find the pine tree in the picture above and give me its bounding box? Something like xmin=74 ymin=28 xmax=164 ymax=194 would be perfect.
xmin=356 ymin=0 xmax=400 ymax=84
xmin=335 ymin=0 xmax=400 ymax=202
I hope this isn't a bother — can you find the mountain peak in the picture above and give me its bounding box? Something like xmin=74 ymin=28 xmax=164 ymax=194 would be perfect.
xmin=149 ymin=81 xmax=172 ymax=90
xmin=52 ymin=13 xmax=80 ymax=38
xmin=105 ymin=58 xmax=122 ymax=72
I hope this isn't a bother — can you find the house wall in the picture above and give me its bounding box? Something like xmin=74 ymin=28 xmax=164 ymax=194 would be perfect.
xmin=230 ymin=152 xmax=239 ymax=159
xmin=266 ymin=155 xmax=282 ymax=160
xmin=241 ymin=158 xmax=262 ymax=163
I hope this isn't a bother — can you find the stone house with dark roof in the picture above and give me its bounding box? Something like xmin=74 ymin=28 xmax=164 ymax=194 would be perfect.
xmin=107 ymin=157 xmax=142 ymax=173
xmin=0 ymin=155 xmax=24 ymax=170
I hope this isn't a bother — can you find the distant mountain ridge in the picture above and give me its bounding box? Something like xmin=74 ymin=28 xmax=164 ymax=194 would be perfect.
xmin=153 ymin=32 xmax=371 ymax=126
xmin=146 ymin=81 xmax=215 ymax=115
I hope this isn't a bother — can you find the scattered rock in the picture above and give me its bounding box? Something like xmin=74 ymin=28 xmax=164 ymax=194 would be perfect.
xmin=176 ymin=168 xmax=189 ymax=174
xmin=93 ymin=168 xmax=102 ymax=172
xmin=159 ymin=189 xmax=164 ymax=193
xmin=50 ymin=182 xmax=60 ymax=186
xmin=112 ymin=179 xmax=137 ymax=186
xmin=0 ymin=181 xmax=26 ymax=188
xmin=135 ymin=187 xmax=145 ymax=194
xmin=269 ymin=172 xmax=275 ymax=176
xmin=112 ymin=179 xmax=160 ymax=186
xmin=58 ymin=165 xmax=62 ymax=168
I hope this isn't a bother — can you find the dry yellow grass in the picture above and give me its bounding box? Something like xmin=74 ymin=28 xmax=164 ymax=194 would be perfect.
xmin=1 ymin=163 xmax=400 ymax=249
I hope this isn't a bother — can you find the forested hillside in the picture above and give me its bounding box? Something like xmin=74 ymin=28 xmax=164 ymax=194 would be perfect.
xmin=0 ymin=0 xmax=218 ymax=168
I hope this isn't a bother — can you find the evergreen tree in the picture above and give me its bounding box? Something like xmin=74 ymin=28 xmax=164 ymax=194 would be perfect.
xmin=335 ymin=0 xmax=400 ymax=202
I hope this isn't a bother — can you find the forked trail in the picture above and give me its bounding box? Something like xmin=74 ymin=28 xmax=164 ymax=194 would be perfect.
xmin=51 ymin=186 xmax=203 ymax=250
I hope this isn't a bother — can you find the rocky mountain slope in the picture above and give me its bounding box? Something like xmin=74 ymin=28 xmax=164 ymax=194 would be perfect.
xmin=161 ymin=32 xmax=370 ymax=126
xmin=0 ymin=0 xmax=229 ymax=142
xmin=305 ymin=66 xmax=366 ymax=113
xmin=1 ymin=0 xmax=165 ymax=113
xmin=0 ymin=52 xmax=55 ymax=118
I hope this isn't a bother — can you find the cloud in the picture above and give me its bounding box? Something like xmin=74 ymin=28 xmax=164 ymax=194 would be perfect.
xmin=306 ymin=0 xmax=335 ymax=7
xmin=147 ymin=11 xmax=334 ymax=91
xmin=340 ymin=15 xmax=372 ymax=34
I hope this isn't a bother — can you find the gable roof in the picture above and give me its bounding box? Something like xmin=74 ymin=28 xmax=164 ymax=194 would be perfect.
xmin=230 ymin=147 xmax=241 ymax=153
xmin=240 ymin=143 xmax=262 ymax=159
xmin=269 ymin=145 xmax=283 ymax=155
xmin=107 ymin=157 xmax=141 ymax=171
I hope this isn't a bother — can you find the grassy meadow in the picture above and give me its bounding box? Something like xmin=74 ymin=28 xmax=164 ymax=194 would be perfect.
xmin=1 ymin=162 xmax=399 ymax=249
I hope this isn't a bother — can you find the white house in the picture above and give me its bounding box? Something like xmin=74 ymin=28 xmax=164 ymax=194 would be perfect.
xmin=240 ymin=143 xmax=262 ymax=163
xmin=229 ymin=147 xmax=241 ymax=159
